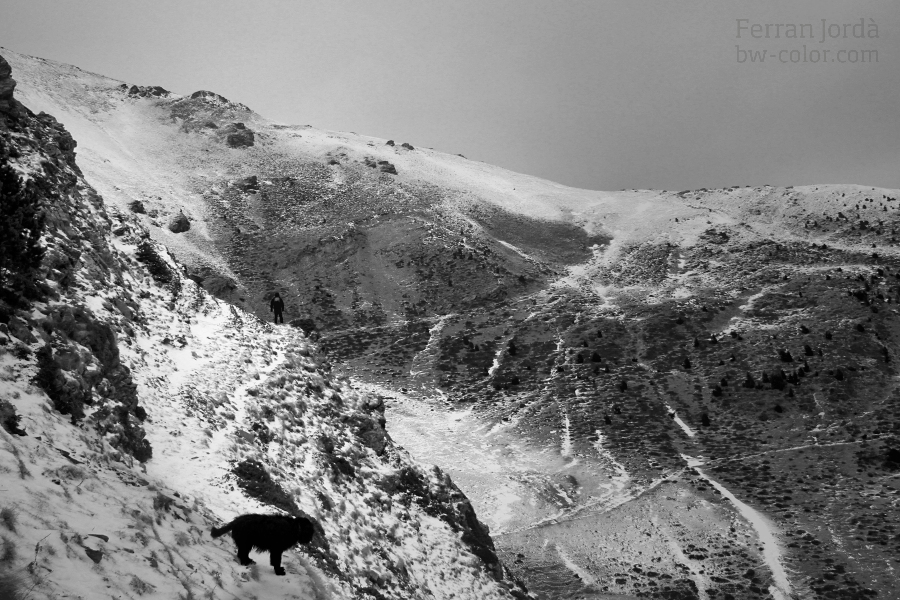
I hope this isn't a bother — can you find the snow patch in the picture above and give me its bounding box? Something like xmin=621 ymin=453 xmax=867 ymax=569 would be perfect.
xmin=665 ymin=404 xmax=696 ymax=438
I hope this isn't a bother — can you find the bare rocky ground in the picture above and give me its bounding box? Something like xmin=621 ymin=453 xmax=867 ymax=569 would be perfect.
xmin=4 ymin=47 xmax=900 ymax=599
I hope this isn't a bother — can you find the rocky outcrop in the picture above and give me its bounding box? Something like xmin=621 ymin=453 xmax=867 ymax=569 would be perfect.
xmin=223 ymin=122 xmax=254 ymax=148
xmin=1 ymin=54 xmax=151 ymax=462
xmin=168 ymin=211 xmax=190 ymax=233
xmin=235 ymin=175 xmax=258 ymax=191
xmin=190 ymin=90 xmax=251 ymax=111
xmin=0 ymin=55 xmax=19 ymax=117
xmin=120 ymin=83 xmax=171 ymax=98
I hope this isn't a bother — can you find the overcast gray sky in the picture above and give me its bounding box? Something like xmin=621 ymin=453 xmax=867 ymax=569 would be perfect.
xmin=2 ymin=0 xmax=898 ymax=191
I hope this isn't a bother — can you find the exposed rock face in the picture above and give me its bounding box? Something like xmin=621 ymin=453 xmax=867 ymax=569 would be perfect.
xmin=190 ymin=90 xmax=251 ymax=111
xmin=0 ymin=55 xmax=18 ymax=116
xmin=122 ymin=83 xmax=171 ymax=98
xmin=1 ymin=53 xmax=150 ymax=462
xmin=235 ymin=175 xmax=258 ymax=191
xmin=191 ymin=90 xmax=228 ymax=103
xmin=185 ymin=265 xmax=237 ymax=297
xmin=168 ymin=211 xmax=190 ymax=233
xmin=223 ymin=122 xmax=254 ymax=148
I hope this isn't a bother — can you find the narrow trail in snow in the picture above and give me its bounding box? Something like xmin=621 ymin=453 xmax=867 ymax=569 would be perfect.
xmin=683 ymin=455 xmax=792 ymax=600
xmin=664 ymin=403 xmax=696 ymax=438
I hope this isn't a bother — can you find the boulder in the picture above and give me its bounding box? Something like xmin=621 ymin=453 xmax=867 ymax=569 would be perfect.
xmin=84 ymin=547 xmax=103 ymax=564
xmin=224 ymin=122 xmax=255 ymax=148
xmin=236 ymin=175 xmax=259 ymax=191
xmin=168 ymin=212 xmax=190 ymax=233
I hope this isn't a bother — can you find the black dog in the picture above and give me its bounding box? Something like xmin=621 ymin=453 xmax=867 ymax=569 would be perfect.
xmin=211 ymin=514 xmax=314 ymax=575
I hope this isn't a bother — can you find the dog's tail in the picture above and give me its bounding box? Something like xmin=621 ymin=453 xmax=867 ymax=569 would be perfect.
xmin=210 ymin=519 xmax=235 ymax=538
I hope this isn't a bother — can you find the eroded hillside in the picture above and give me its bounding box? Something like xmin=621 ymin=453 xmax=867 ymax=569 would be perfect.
xmin=0 ymin=54 xmax=528 ymax=600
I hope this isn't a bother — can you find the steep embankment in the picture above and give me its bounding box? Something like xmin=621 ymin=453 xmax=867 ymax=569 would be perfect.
xmin=0 ymin=54 xmax=528 ymax=600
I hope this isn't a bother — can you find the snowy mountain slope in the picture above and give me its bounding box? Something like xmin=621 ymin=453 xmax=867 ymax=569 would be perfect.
xmin=0 ymin=55 xmax=528 ymax=600
xmin=5 ymin=46 xmax=900 ymax=600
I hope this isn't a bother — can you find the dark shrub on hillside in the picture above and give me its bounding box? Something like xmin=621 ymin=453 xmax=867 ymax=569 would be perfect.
xmin=887 ymin=447 xmax=900 ymax=466
xmin=743 ymin=372 xmax=756 ymax=388
xmin=0 ymin=399 xmax=25 ymax=436
xmin=232 ymin=459 xmax=297 ymax=514
xmin=0 ymin=139 xmax=45 ymax=302
xmin=769 ymin=369 xmax=787 ymax=390
xmin=136 ymin=240 xmax=173 ymax=284
xmin=778 ymin=349 xmax=794 ymax=362
xmin=289 ymin=317 xmax=318 ymax=335
xmin=136 ymin=240 xmax=181 ymax=297
xmin=93 ymin=404 xmax=152 ymax=462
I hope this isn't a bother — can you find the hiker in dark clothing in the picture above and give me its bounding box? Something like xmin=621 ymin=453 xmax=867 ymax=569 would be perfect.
xmin=270 ymin=293 xmax=285 ymax=324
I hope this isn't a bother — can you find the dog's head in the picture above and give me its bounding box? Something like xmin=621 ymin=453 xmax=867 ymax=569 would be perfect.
xmin=293 ymin=516 xmax=315 ymax=544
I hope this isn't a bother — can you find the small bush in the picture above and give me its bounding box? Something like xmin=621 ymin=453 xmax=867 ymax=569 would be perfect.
xmin=0 ymin=536 xmax=16 ymax=565
xmin=0 ymin=507 xmax=16 ymax=533
xmin=0 ymin=400 xmax=24 ymax=436
xmin=174 ymin=531 xmax=192 ymax=546
xmin=130 ymin=575 xmax=155 ymax=595
xmin=232 ymin=459 xmax=297 ymax=514
xmin=153 ymin=493 xmax=174 ymax=513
